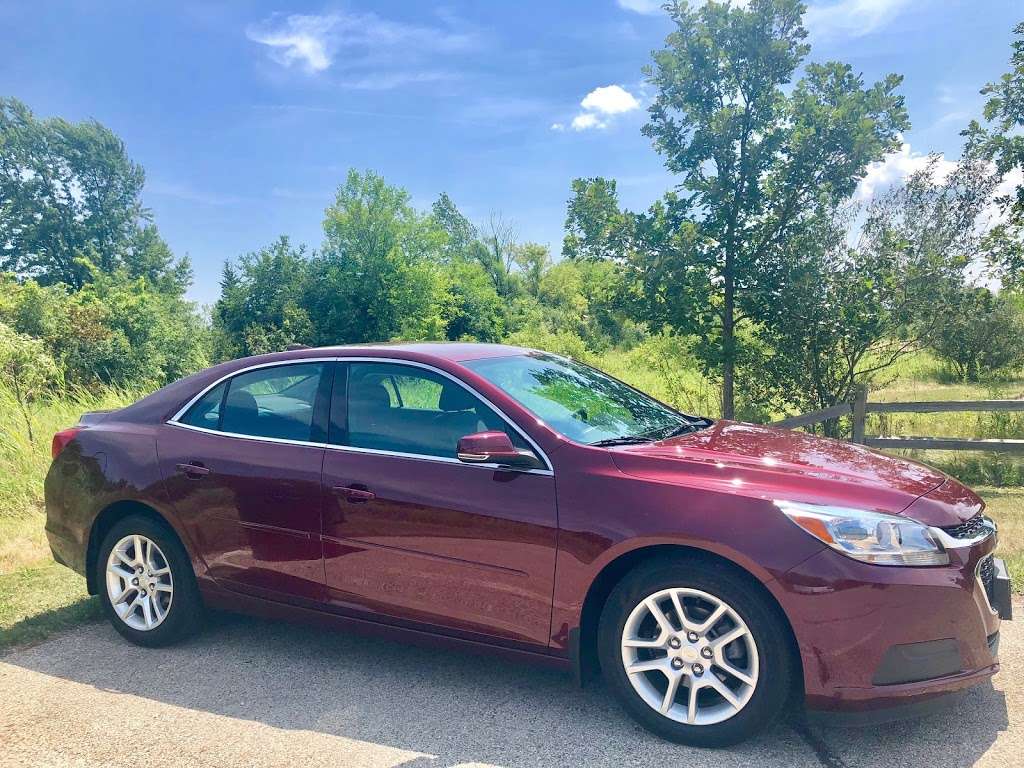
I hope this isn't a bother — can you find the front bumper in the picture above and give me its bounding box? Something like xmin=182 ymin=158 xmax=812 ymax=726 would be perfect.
xmin=776 ymin=534 xmax=1006 ymax=713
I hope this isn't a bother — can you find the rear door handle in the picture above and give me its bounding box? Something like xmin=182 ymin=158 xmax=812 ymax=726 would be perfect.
xmin=333 ymin=485 xmax=376 ymax=503
xmin=176 ymin=462 xmax=210 ymax=478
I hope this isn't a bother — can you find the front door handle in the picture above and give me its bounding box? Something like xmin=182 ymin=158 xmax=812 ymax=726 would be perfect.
xmin=333 ymin=485 xmax=376 ymax=503
xmin=176 ymin=462 xmax=210 ymax=478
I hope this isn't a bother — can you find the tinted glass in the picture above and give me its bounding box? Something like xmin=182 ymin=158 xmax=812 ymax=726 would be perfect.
xmin=181 ymin=381 xmax=226 ymax=430
xmin=218 ymin=363 xmax=325 ymax=442
xmin=463 ymin=353 xmax=691 ymax=444
xmin=341 ymin=362 xmax=527 ymax=458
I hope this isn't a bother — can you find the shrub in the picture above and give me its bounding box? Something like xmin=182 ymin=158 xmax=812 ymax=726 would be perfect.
xmin=929 ymin=288 xmax=1024 ymax=381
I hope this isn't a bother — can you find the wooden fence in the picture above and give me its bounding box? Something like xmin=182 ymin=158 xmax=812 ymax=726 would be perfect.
xmin=770 ymin=387 xmax=1024 ymax=454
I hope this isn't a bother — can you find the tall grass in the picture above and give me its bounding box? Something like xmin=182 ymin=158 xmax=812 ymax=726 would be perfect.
xmin=0 ymin=384 xmax=135 ymax=521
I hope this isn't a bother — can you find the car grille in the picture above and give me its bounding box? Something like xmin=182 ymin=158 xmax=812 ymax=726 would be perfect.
xmin=979 ymin=555 xmax=996 ymax=605
xmin=941 ymin=513 xmax=990 ymax=540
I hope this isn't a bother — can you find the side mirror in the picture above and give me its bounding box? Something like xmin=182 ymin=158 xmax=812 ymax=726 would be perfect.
xmin=457 ymin=431 xmax=543 ymax=470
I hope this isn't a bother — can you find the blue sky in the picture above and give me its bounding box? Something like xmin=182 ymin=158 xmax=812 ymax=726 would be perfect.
xmin=2 ymin=0 xmax=1021 ymax=305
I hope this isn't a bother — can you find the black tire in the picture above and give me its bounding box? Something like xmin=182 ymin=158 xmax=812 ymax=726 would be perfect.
xmin=597 ymin=557 xmax=795 ymax=748
xmin=95 ymin=514 xmax=203 ymax=647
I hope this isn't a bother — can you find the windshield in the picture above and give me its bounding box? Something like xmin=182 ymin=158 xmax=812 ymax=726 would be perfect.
xmin=463 ymin=353 xmax=710 ymax=445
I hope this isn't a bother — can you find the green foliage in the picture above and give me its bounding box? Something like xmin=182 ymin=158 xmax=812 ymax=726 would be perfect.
xmin=0 ymin=97 xmax=190 ymax=292
xmin=929 ymin=287 xmax=1024 ymax=381
xmin=0 ymin=271 xmax=209 ymax=389
xmin=568 ymin=0 xmax=908 ymax=418
xmin=0 ymin=324 xmax=62 ymax=443
xmin=212 ymin=237 xmax=314 ymax=358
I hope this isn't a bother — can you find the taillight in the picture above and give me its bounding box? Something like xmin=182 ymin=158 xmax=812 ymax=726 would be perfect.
xmin=51 ymin=427 xmax=82 ymax=460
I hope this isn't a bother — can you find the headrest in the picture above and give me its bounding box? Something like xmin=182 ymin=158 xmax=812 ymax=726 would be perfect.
xmin=439 ymin=384 xmax=477 ymax=412
xmin=221 ymin=388 xmax=259 ymax=433
xmin=352 ymin=381 xmax=391 ymax=409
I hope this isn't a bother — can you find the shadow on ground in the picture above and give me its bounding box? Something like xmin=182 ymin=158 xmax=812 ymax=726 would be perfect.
xmin=1 ymin=610 xmax=1010 ymax=768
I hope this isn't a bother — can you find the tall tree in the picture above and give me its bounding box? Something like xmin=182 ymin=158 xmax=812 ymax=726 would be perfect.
xmin=305 ymin=170 xmax=448 ymax=344
xmin=570 ymin=0 xmax=908 ymax=417
xmin=971 ymin=21 xmax=1024 ymax=289
xmin=0 ymin=97 xmax=187 ymax=291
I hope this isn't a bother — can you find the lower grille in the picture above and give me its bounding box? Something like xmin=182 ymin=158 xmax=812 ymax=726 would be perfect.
xmin=979 ymin=555 xmax=996 ymax=605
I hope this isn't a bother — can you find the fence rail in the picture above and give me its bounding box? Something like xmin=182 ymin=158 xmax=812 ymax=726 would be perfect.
xmin=770 ymin=387 xmax=1024 ymax=453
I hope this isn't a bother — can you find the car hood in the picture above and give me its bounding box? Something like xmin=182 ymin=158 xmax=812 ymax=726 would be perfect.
xmin=609 ymin=420 xmax=979 ymax=527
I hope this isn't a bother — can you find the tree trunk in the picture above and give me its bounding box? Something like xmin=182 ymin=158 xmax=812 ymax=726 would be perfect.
xmin=721 ymin=255 xmax=736 ymax=419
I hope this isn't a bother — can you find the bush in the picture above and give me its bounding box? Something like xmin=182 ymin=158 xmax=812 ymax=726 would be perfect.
xmin=930 ymin=288 xmax=1024 ymax=381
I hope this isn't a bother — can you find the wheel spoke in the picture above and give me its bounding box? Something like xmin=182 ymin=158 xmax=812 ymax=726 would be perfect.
xmin=716 ymin=658 xmax=755 ymax=686
xmin=695 ymin=604 xmax=727 ymax=634
xmin=645 ymin=597 xmax=675 ymax=636
xmin=134 ymin=535 xmax=146 ymax=564
xmin=686 ymin=679 xmax=700 ymax=724
xmin=154 ymin=582 xmax=172 ymax=594
xmin=710 ymin=625 xmax=747 ymax=651
xmin=140 ymin=595 xmax=154 ymax=628
xmin=150 ymin=566 xmax=170 ymax=576
xmin=115 ymin=550 xmax=135 ymax=568
xmin=110 ymin=565 xmax=135 ymax=582
xmin=705 ymin=674 xmax=740 ymax=708
xmin=627 ymin=658 xmax=666 ymax=676
xmin=113 ymin=586 xmax=136 ymax=605
xmin=661 ymin=672 xmax=682 ymax=714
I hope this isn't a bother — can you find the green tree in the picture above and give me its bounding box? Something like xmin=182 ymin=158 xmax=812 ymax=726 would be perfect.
xmin=970 ymin=22 xmax=1024 ymax=289
xmin=212 ymin=237 xmax=313 ymax=358
xmin=570 ymin=0 xmax=908 ymax=417
xmin=0 ymin=98 xmax=188 ymax=291
xmin=305 ymin=170 xmax=448 ymax=344
xmin=751 ymin=155 xmax=1000 ymax=429
xmin=930 ymin=287 xmax=1024 ymax=381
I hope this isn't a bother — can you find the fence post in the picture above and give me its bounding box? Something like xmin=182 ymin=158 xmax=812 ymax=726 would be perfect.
xmin=851 ymin=384 xmax=867 ymax=444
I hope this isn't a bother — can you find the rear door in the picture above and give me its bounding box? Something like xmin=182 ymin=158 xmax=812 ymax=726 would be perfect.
xmin=321 ymin=360 xmax=558 ymax=649
xmin=158 ymin=361 xmax=332 ymax=603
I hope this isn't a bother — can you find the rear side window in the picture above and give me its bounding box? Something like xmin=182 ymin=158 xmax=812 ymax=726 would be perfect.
xmin=180 ymin=363 xmax=326 ymax=442
xmin=180 ymin=382 xmax=226 ymax=430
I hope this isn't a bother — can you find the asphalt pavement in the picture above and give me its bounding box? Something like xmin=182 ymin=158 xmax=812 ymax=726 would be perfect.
xmin=1 ymin=602 xmax=1019 ymax=768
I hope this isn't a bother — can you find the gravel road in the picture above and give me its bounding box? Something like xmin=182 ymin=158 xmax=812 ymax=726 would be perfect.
xmin=1 ymin=604 xmax=1019 ymax=768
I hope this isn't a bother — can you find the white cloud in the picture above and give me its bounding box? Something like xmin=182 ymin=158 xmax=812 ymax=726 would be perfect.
xmin=804 ymin=0 xmax=912 ymax=38
xmin=246 ymin=14 xmax=337 ymax=73
xmin=555 ymin=84 xmax=641 ymax=132
xmin=571 ymin=113 xmax=605 ymax=131
xmin=581 ymin=84 xmax=641 ymax=115
xmin=246 ymin=10 xmax=479 ymax=85
xmin=616 ymin=0 xmax=748 ymax=13
xmin=616 ymin=0 xmax=663 ymax=13
xmin=855 ymin=142 xmax=956 ymax=202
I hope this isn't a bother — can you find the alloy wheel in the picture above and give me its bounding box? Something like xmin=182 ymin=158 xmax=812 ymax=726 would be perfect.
xmin=620 ymin=587 xmax=759 ymax=726
xmin=105 ymin=534 xmax=174 ymax=631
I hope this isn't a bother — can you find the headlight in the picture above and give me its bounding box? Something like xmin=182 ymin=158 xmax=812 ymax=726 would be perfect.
xmin=774 ymin=500 xmax=949 ymax=566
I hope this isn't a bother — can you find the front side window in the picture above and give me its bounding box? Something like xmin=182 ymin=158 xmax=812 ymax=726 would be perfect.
xmin=463 ymin=353 xmax=708 ymax=446
xmin=182 ymin=363 xmax=325 ymax=442
xmin=341 ymin=362 xmax=527 ymax=459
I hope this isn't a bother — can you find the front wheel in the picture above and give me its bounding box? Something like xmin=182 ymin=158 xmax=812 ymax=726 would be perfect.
xmin=598 ymin=559 xmax=794 ymax=747
xmin=96 ymin=514 xmax=203 ymax=646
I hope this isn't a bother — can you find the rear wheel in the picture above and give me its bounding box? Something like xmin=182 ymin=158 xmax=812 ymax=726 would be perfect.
xmin=96 ymin=515 xmax=202 ymax=646
xmin=598 ymin=558 xmax=793 ymax=747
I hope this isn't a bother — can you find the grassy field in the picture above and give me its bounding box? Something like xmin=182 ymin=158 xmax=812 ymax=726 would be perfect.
xmin=1 ymin=349 xmax=1022 ymax=650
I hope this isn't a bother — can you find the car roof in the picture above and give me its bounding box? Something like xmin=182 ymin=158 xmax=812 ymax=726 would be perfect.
xmin=267 ymin=342 xmax=533 ymax=363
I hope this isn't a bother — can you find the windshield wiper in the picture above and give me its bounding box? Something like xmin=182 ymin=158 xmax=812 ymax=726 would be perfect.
xmin=588 ymin=435 xmax=653 ymax=447
xmin=656 ymin=418 xmax=714 ymax=440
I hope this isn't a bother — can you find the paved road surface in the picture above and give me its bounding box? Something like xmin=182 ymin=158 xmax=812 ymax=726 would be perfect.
xmin=1 ymin=604 xmax=1019 ymax=768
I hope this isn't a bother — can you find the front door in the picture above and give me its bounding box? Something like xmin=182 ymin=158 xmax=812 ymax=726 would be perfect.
xmin=159 ymin=361 xmax=331 ymax=603
xmin=321 ymin=361 xmax=558 ymax=649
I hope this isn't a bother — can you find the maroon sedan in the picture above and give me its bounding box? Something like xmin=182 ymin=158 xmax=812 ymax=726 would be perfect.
xmin=45 ymin=343 xmax=1011 ymax=746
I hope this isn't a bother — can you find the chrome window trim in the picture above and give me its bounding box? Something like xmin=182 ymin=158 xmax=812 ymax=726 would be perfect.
xmin=165 ymin=356 xmax=554 ymax=475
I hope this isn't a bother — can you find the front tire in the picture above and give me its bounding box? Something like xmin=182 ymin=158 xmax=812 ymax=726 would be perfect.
xmin=96 ymin=514 xmax=203 ymax=646
xmin=598 ymin=558 xmax=794 ymax=747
